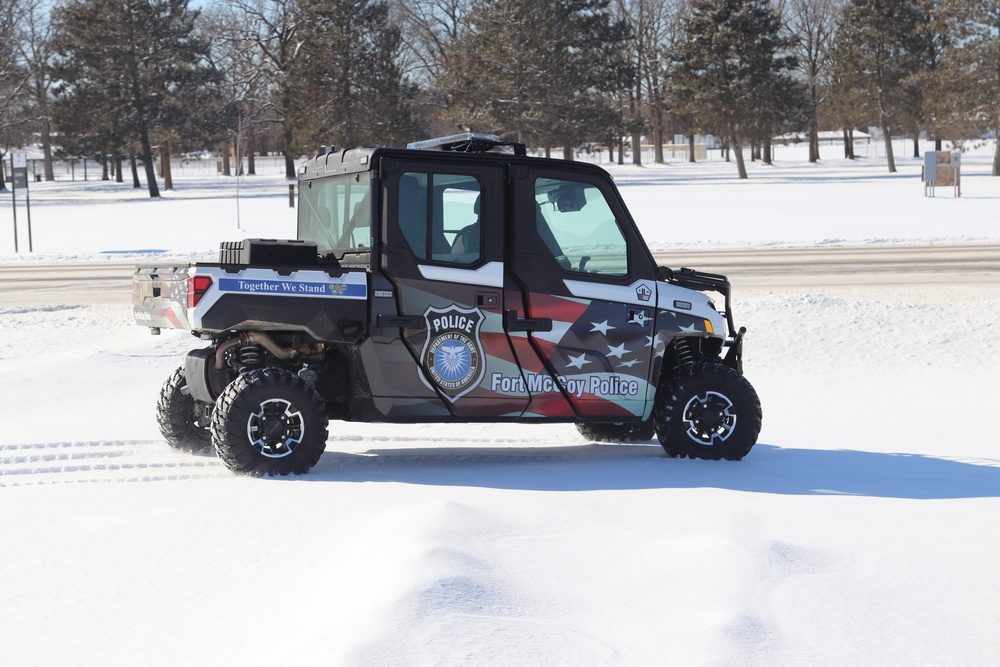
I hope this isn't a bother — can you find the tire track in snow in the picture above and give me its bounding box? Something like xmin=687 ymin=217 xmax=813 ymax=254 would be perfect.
xmin=0 ymin=439 xmax=229 ymax=486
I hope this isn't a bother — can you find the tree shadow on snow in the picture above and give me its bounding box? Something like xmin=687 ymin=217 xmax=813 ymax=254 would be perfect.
xmin=303 ymin=442 xmax=1000 ymax=499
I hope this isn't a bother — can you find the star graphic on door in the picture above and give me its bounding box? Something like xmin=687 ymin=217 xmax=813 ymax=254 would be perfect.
xmin=606 ymin=343 xmax=629 ymax=359
xmin=590 ymin=320 xmax=615 ymax=335
xmin=566 ymin=352 xmax=591 ymax=369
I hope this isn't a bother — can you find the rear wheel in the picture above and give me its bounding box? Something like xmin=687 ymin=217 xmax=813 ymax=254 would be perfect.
xmin=654 ymin=362 xmax=761 ymax=460
xmin=156 ymin=366 xmax=212 ymax=452
xmin=211 ymin=368 xmax=328 ymax=476
xmin=576 ymin=421 xmax=655 ymax=443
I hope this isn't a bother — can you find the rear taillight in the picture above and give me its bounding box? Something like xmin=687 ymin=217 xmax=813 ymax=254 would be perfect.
xmin=188 ymin=275 xmax=213 ymax=307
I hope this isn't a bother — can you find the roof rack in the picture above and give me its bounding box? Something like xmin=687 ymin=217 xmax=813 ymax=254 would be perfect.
xmin=407 ymin=132 xmax=527 ymax=157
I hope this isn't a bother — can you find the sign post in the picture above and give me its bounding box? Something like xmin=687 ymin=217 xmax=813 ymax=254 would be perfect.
xmin=11 ymin=152 xmax=32 ymax=252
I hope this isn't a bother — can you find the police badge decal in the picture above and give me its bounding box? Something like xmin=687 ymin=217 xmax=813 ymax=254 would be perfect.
xmin=420 ymin=305 xmax=487 ymax=402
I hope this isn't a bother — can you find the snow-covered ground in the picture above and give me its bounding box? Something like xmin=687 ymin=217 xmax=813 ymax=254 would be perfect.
xmin=2 ymin=144 xmax=999 ymax=665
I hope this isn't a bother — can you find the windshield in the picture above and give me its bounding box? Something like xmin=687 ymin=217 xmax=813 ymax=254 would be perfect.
xmin=298 ymin=172 xmax=372 ymax=257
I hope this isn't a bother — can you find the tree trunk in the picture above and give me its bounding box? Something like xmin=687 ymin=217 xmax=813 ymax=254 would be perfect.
xmin=124 ymin=1 xmax=158 ymax=198
xmin=222 ymin=142 xmax=232 ymax=176
xmin=42 ymin=120 xmax=54 ymax=181
xmin=934 ymin=137 xmax=942 ymax=151
xmin=808 ymin=87 xmax=820 ymax=163
xmin=101 ymin=157 xmax=110 ymax=181
xmin=732 ymin=137 xmax=748 ymax=179
xmin=235 ymin=138 xmax=244 ymax=177
xmin=607 ymin=142 xmax=614 ymax=163
xmin=281 ymin=101 xmax=296 ymax=179
xmin=912 ymin=134 xmax=920 ymax=158
xmin=247 ymin=124 xmax=257 ymax=175
xmin=881 ymin=120 xmax=896 ymax=173
xmin=631 ymin=132 xmax=642 ymax=166
xmin=115 ymin=156 xmax=124 ymax=183
xmin=617 ymin=137 xmax=624 ymax=165
xmin=688 ymin=134 xmax=696 ymax=163
xmin=563 ymin=145 xmax=574 ymax=161
xmin=162 ymin=142 xmax=173 ymax=190
xmin=139 ymin=128 xmax=160 ymax=198
xmin=763 ymin=137 xmax=773 ymax=165
xmin=0 ymin=157 xmax=6 ymax=191
xmin=653 ymin=125 xmax=664 ymax=164
xmin=130 ymin=154 xmax=141 ymax=188
xmin=994 ymin=116 xmax=1000 ymax=176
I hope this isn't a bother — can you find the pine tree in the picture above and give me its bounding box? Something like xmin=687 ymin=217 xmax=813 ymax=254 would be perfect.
xmin=50 ymin=0 xmax=219 ymax=197
xmin=670 ymin=0 xmax=805 ymax=178
xmin=439 ymin=0 xmax=631 ymax=152
xmin=829 ymin=0 xmax=926 ymax=172
xmin=931 ymin=0 xmax=1000 ymax=175
xmin=289 ymin=0 xmax=416 ymax=150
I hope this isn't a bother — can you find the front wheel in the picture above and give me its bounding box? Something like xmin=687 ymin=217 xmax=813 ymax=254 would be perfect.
xmin=211 ymin=368 xmax=328 ymax=476
xmin=654 ymin=362 xmax=762 ymax=460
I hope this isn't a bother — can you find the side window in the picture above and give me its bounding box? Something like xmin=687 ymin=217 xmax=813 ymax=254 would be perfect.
xmin=299 ymin=172 xmax=372 ymax=256
xmin=398 ymin=172 xmax=481 ymax=265
xmin=534 ymin=177 xmax=629 ymax=277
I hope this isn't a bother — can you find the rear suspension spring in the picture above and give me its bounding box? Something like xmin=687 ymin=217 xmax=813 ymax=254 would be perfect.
xmin=239 ymin=345 xmax=263 ymax=372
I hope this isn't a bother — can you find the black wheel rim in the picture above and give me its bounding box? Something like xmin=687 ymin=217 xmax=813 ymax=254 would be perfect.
xmin=682 ymin=391 xmax=737 ymax=445
xmin=246 ymin=398 xmax=305 ymax=458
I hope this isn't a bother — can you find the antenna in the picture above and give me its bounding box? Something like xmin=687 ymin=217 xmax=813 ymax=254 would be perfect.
xmin=235 ymin=115 xmax=242 ymax=230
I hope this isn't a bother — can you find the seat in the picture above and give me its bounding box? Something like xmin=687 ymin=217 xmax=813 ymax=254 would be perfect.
xmin=451 ymin=194 xmax=481 ymax=255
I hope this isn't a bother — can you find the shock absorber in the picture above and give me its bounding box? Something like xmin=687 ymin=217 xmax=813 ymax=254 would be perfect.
xmin=673 ymin=336 xmax=695 ymax=369
xmin=238 ymin=344 xmax=262 ymax=372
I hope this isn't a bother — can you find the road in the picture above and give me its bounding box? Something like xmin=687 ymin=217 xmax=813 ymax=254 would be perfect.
xmin=1 ymin=244 xmax=998 ymax=306
xmin=0 ymin=261 xmax=138 ymax=306
xmin=652 ymin=243 xmax=1000 ymax=287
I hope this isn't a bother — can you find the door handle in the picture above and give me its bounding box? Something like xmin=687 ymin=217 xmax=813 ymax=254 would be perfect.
xmin=505 ymin=310 xmax=553 ymax=332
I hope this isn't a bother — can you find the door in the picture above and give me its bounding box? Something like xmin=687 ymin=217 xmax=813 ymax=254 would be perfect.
xmin=506 ymin=165 xmax=659 ymax=420
xmin=377 ymin=157 xmax=531 ymax=418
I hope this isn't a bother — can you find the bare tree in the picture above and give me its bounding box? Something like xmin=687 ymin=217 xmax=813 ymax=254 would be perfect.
xmin=787 ymin=0 xmax=839 ymax=162
xmin=202 ymin=3 xmax=274 ymax=176
xmin=0 ymin=0 xmax=31 ymax=190
xmin=614 ymin=0 xmax=685 ymax=164
xmin=16 ymin=0 xmax=56 ymax=180
xmin=221 ymin=0 xmax=305 ymax=179
xmin=390 ymin=0 xmax=473 ymax=134
xmin=392 ymin=0 xmax=470 ymax=84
